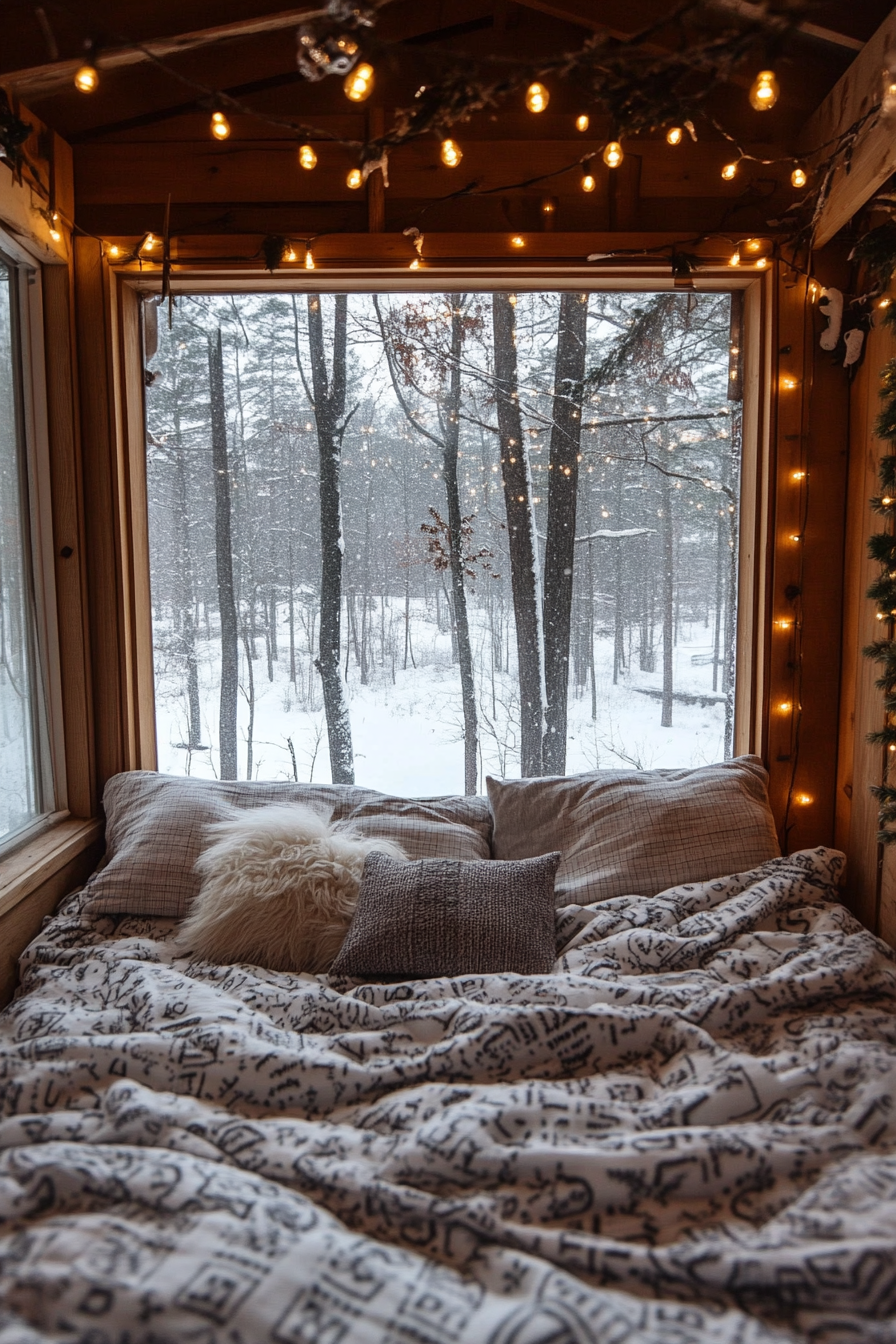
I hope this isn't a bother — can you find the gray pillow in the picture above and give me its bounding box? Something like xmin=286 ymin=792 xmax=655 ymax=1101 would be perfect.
xmin=84 ymin=771 xmax=493 ymax=919
xmin=329 ymin=851 xmax=561 ymax=981
xmin=487 ymin=755 xmax=780 ymax=907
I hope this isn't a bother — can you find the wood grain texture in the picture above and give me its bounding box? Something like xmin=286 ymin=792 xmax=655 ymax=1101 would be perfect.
xmin=798 ymin=8 xmax=896 ymax=248
xmin=837 ymin=310 xmax=896 ymax=937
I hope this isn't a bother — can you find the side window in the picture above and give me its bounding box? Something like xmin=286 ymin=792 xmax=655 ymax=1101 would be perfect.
xmin=0 ymin=247 xmax=55 ymax=849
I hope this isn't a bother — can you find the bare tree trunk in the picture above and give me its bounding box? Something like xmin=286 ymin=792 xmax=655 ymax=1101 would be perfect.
xmin=241 ymin=621 xmax=255 ymax=780
xmin=208 ymin=329 xmax=239 ymax=779
xmin=442 ymin=297 xmax=478 ymax=794
xmin=493 ymin=292 xmax=545 ymax=777
xmin=542 ymin=291 xmax=588 ymax=774
xmin=173 ymin=397 xmax=202 ymax=748
xmin=661 ymin=470 xmax=674 ymax=729
xmin=302 ymin=294 xmax=355 ymax=784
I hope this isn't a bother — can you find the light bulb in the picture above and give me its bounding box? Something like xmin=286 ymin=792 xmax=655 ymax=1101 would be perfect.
xmin=778 ymin=701 xmax=792 ymax=712
xmin=781 ymin=375 xmax=798 ymax=390
xmin=729 ymin=251 xmax=741 ymax=267
xmin=49 ymin=212 xmax=61 ymax=242
xmin=409 ymin=258 xmax=420 ymax=270
xmin=581 ymin=168 xmax=596 ymax=192
xmin=304 ymin=249 xmax=315 ymax=270
xmin=211 ymin=111 xmax=230 ymax=140
xmin=344 ymin=62 xmax=374 ymax=102
xmin=602 ymin=141 xmax=623 ymax=168
xmin=298 ymin=144 xmax=317 ymax=170
xmin=108 ymin=244 xmax=120 ymax=258
xmin=510 ymin=235 xmax=525 ymax=248
xmin=74 ymin=63 xmax=98 ymax=93
xmin=541 ymin=197 xmax=555 ymax=214
xmin=440 ymin=138 xmax=462 ymax=167
xmin=791 ymin=165 xmax=807 ymax=188
xmin=142 ymin=234 xmax=155 ymax=252
xmin=525 ymin=82 xmax=549 ymax=113
xmin=749 ymin=69 xmax=779 ymax=111
xmin=666 ymin=126 xmax=683 ymax=145
xmin=346 ymin=167 xmax=363 ymax=189
xmin=879 ymin=298 xmax=891 ymax=309
xmin=794 ymin=793 xmax=813 ymax=806
xmin=721 ymin=161 xmax=738 ymax=180
xmin=755 ymin=257 xmax=769 ymax=269
xmin=575 ymin=114 xmax=589 ymax=132
xmin=285 ymin=247 xmax=297 ymax=262
xmin=792 ymin=470 xmax=806 ymax=480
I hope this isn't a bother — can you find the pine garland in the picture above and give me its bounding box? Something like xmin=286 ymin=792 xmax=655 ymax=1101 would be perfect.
xmin=860 ymin=223 xmax=896 ymax=841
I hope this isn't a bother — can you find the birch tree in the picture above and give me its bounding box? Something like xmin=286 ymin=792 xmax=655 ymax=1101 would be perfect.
xmin=208 ymin=328 xmax=239 ymax=779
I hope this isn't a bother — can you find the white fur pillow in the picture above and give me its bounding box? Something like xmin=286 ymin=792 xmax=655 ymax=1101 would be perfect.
xmin=177 ymin=804 xmax=406 ymax=973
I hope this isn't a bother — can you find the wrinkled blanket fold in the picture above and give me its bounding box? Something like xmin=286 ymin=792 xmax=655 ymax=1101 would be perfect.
xmin=2 ymin=847 xmax=896 ymax=1343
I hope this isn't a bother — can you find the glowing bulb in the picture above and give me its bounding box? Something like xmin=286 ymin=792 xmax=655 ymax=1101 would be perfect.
xmin=74 ymin=64 xmax=98 ymax=93
xmin=285 ymin=247 xmax=297 ymax=262
xmin=510 ymin=235 xmax=525 ymax=248
xmin=749 ymin=69 xmax=779 ymax=111
xmin=525 ymin=82 xmax=549 ymax=113
xmin=49 ymin=212 xmax=61 ymax=242
xmin=575 ymin=114 xmax=589 ymax=132
xmin=409 ymin=258 xmax=420 ymax=270
xmin=344 ymin=62 xmax=374 ymax=102
xmin=729 ymin=251 xmax=741 ymax=267
xmin=210 ymin=111 xmax=231 ymax=140
xmin=346 ymin=167 xmax=363 ymax=189
xmin=142 ymin=234 xmax=155 ymax=253
xmin=781 ymin=375 xmax=798 ymax=390
xmin=880 ymin=298 xmax=892 ymax=309
xmin=108 ymin=244 xmax=120 ymax=258
xmin=792 ymin=471 xmax=806 ymax=481
xmin=721 ymin=161 xmax=738 ymax=181
xmin=794 ymin=793 xmax=813 ymax=806
xmin=298 ymin=144 xmax=317 ymax=170
xmin=778 ymin=701 xmax=792 ymax=712
xmin=755 ymin=257 xmax=769 ymax=269
xmin=440 ymin=138 xmax=462 ymax=168
xmin=304 ymin=249 xmax=315 ymax=270
xmin=883 ymin=496 xmax=894 ymax=505
xmin=791 ymin=165 xmax=807 ymax=188
xmin=776 ymin=619 xmax=792 ymax=629
xmin=581 ymin=169 xmax=596 ymax=193
xmin=541 ymin=197 xmax=555 ymax=214
xmin=666 ymin=126 xmax=683 ymax=145
xmin=602 ymin=141 xmax=623 ymax=168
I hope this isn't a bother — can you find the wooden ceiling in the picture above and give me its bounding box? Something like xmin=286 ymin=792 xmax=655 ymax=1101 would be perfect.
xmin=2 ymin=1 xmax=893 ymax=242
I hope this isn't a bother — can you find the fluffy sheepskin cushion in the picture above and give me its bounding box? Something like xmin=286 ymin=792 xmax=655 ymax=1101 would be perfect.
xmin=177 ymin=804 xmax=406 ymax=973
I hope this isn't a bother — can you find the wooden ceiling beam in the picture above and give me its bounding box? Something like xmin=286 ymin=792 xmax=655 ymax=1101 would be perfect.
xmin=0 ymin=6 xmax=322 ymax=101
xmin=798 ymin=6 xmax=896 ymax=248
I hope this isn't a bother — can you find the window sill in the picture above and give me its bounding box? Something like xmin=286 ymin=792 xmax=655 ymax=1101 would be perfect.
xmin=0 ymin=815 xmax=103 ymax=920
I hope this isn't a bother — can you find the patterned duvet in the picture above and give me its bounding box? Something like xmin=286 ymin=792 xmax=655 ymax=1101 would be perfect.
xmin=2 ymin=847 xmax=896 ymax=1343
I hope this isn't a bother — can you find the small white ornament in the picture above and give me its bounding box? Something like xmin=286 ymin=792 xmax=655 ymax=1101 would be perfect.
xmin=818 ymin=286 xmax=843 ymax=351
xmin=843 ymin=328 xmax=865 ymax=367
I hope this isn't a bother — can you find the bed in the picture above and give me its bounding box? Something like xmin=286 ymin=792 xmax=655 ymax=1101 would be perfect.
xmin=1 ymin=765 xmax=895 ymax=1344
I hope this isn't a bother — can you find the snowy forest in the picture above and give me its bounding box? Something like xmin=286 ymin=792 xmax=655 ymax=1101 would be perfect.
xmin=144 ymin=287 xmax=741 ymax=795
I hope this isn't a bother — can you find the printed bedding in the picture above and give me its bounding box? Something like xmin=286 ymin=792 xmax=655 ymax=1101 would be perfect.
xmin=2 ymin=847 xmax=896 ymax=1343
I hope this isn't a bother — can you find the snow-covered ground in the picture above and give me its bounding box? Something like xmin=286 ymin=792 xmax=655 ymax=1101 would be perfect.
xmin=153 ymin=598 xmax=729 ymax=792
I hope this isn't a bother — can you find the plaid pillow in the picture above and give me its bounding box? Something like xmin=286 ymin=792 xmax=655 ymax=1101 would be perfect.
xmin=487 ymin=756 xmax=780 ymax=907
xmin=84 ymin=772 xmax=492 ymax=919
xmin=329 ymin=851 xmax=561 ymax=981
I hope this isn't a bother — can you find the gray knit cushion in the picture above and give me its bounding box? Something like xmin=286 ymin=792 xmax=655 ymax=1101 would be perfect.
xmin=330 ymin=851 xmax=562 ymax=981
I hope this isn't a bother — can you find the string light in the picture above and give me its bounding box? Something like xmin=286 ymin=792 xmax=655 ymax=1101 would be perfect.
xmin=749 ymin=69 xmax=779 ymax=111
xmin=298 ymin=144 xmax=318 ymax=170
xmin=409 ymin=258 xmax=420 ymax=269
xmin=721 ymin=161 xmax=739 ymax=180
xmin=304 ymin=248 xmax=315 ymax=270
xmin=440 ymin=138 xmax=462 ymax=167
xmin=141 ymin=233 xmax=156 ymax=252
xmin=755 ymin=257 xmax=769 ymax=269
xmin=729 ymin=251 xmax=741 ymax=267
xmin=666 ymin=127 xmax=683 ymax=145
xmin=210 ymin=111 xmax=230 ymax=140
xmin=344 ymin=62 xmax=374 ymax=102
xmin=49 ymin=212 xmax=61 ymax=242
xmin=778 ymin=700 xmax=792 ymax=712
xmin=791 ymin=165 xmax=807 ymax=188
xmin=510 ymin=235 xmax=525 ymax=248
xmin=794 ymin=793 xmax=813 ymax=806
xmin=541 ymin=197 xmax=555 ymax=215
xmin=581 ymin=161 xmax=596 ymax=192
xmin=781 ymin=375 xmax=799 ymax=390
xmin=346 ymin=168 xmax=363 ymax=189
xmin=525 ymin=82 xmax=549 ymax=113
xmin=575 ymin=114 xmax=589 ymax=132
xmin=107 ymin=243 xmax=120 ymax=258
xmin=602 ymin=141 xmax=623 ymax=168
xmin=285 ymin=247 xmax=297 ymax=261
xmin=792 ymin=470 xmax=806 ymax=481
xmin=880 ymin=298 xmax=892 ymax=309
xmin=74 ymin=63 xmax=98 ymax=93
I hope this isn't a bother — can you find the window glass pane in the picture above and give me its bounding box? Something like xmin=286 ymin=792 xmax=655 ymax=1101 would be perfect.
xmin=0 ymin=258 xmax=43 ymax=839
xmin=146 ymin=291 xmax=739 ymax=791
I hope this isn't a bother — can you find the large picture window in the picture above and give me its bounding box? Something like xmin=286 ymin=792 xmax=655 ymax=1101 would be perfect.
xmin=145 ymin=288 xmax=740 ymax=793
xmin=0 ymin=249 xmax=54 ymax=846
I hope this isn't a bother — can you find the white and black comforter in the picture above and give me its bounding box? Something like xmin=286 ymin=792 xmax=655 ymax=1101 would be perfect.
xmin=2 ymin=847 xmax=896 ymax=1343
